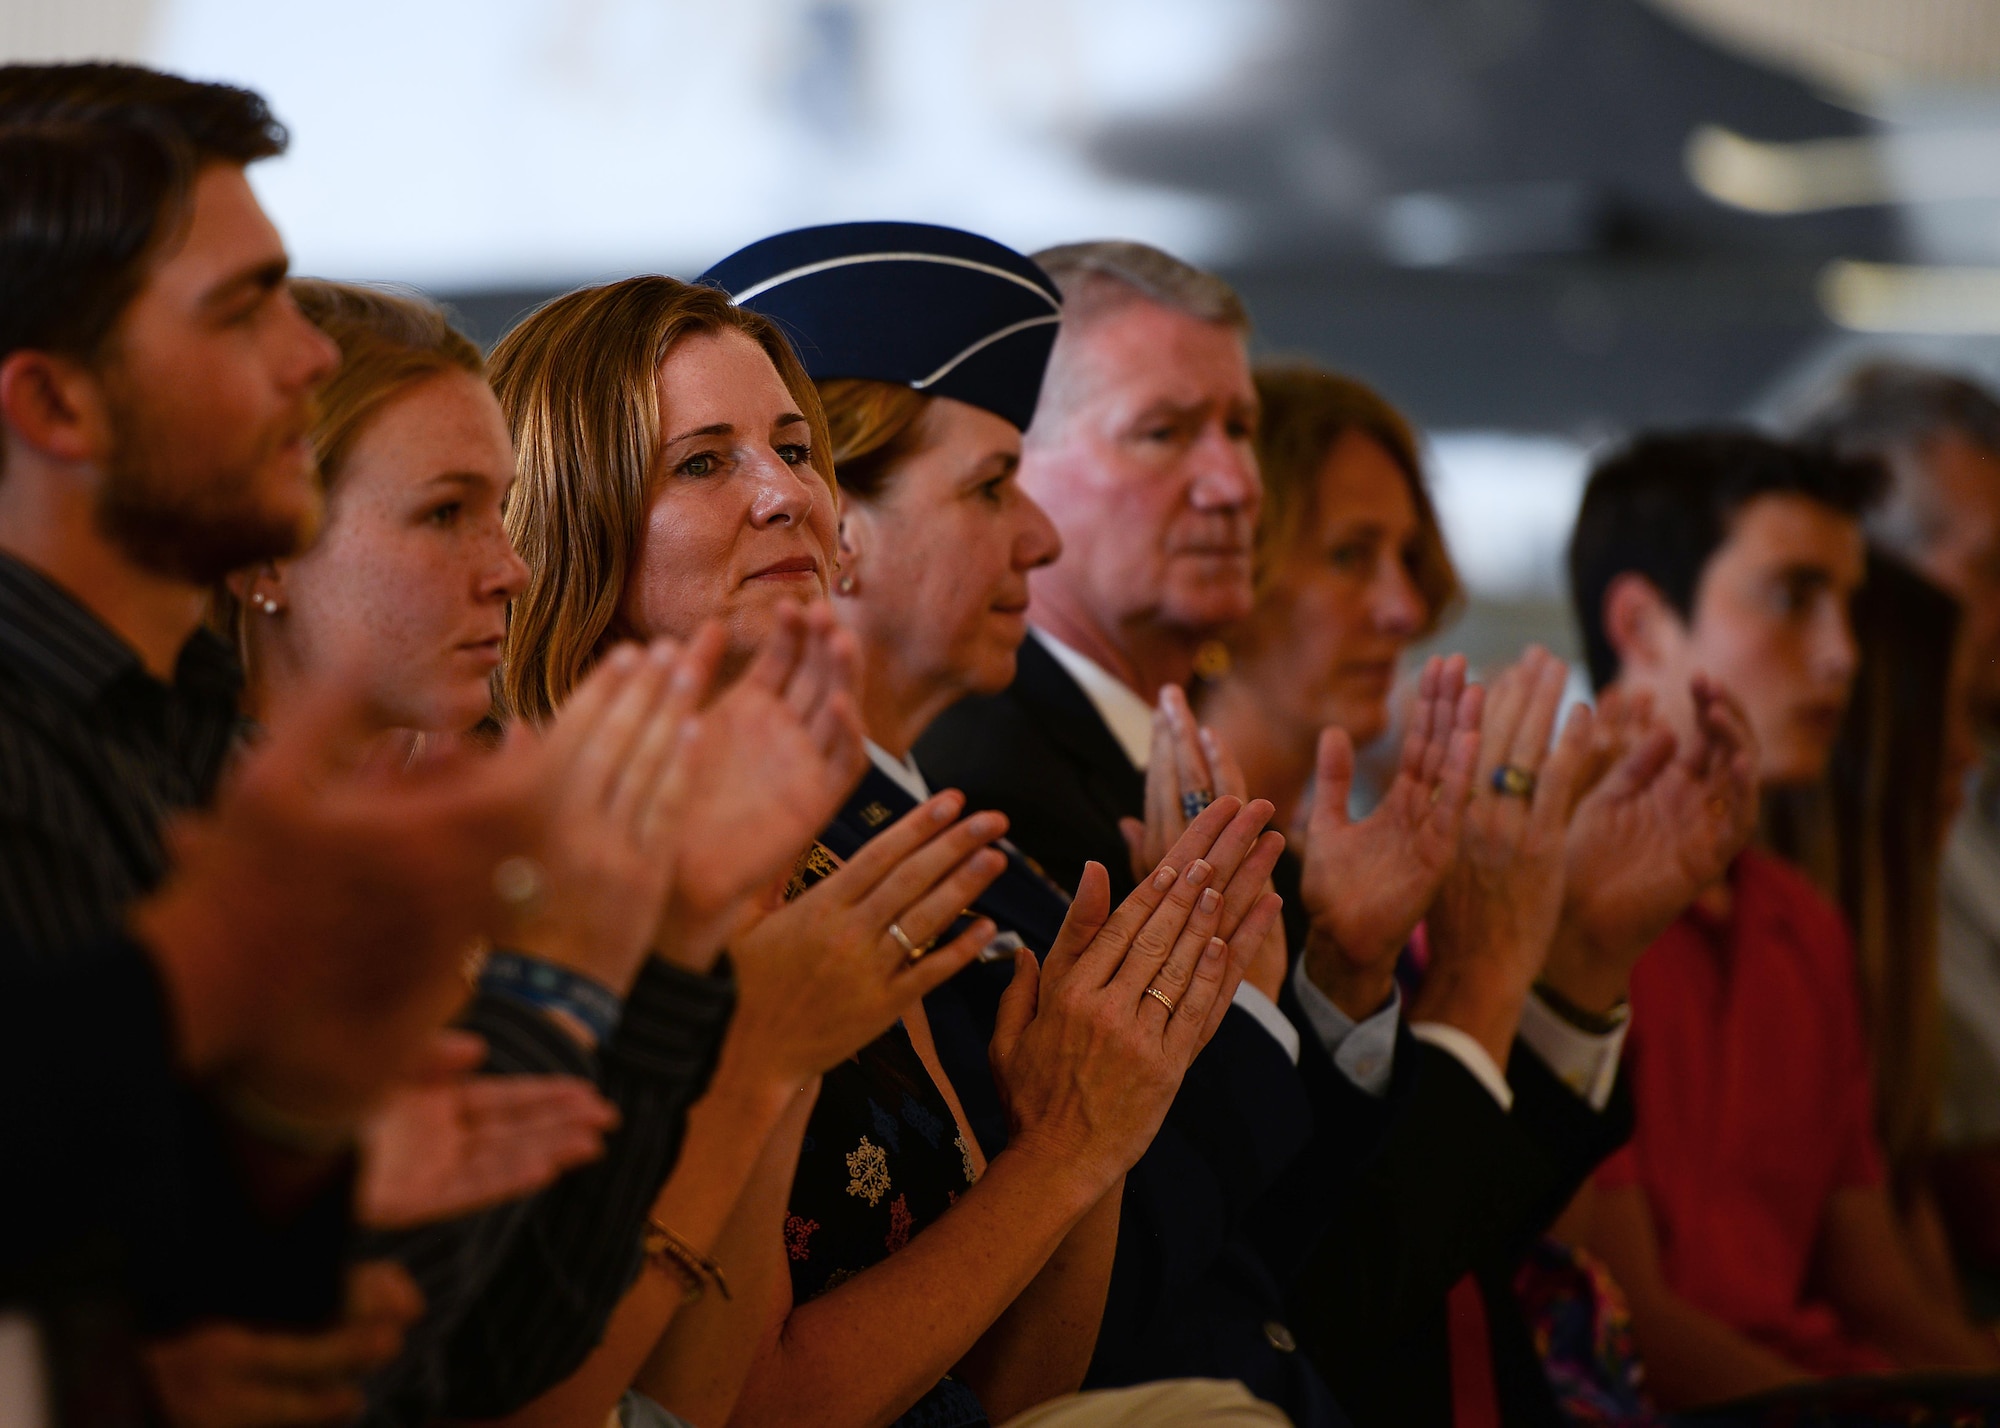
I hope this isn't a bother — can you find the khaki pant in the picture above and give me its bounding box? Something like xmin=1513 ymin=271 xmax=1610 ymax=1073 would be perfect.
xmin=620 ymin=1378 xmax=1292 ymax=1428
xmin=998 ymin=1379 xmax=1294 ymax=1427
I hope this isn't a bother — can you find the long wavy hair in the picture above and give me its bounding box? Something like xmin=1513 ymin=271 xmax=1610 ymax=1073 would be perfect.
xmin=487 ymin=276 xmax=834 ymax=724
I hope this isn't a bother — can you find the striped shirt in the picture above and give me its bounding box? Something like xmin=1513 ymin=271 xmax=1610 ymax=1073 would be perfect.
xmin=0 ymin=553 xmax=241 ymax=960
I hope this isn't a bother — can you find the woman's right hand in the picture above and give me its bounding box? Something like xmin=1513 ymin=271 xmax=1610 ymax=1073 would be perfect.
xmin=988 ymin=797 xmax=1286 ymax=1190
xmin=505 ymin=631 xmax=724 ymax=996
xmin=721 ymin=790 xmax=1010 ymax=1087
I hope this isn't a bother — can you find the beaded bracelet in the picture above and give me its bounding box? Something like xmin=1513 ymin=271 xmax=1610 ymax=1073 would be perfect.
xmin=644 ymin=1218 xmax=732 ymax=1305
xmin=478 ymin=950 xmax=623 ymax=1045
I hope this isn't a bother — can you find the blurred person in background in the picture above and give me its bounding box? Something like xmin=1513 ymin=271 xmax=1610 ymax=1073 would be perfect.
xmin=1798 ymin=364 xmax=2000 ymax=1305
xmin=1762 ymin=552 xmax=1977 ymax=1311
xmin=221 ymin=279 xmax=875 ymax=1428
xmin=1183 ymin=365 xmax=1758 ymax=1428
xmin=486 ymin=246 xmax=1289 ymax=1428
xmin=1569 ymin=431 xmax=2000 ymax=1408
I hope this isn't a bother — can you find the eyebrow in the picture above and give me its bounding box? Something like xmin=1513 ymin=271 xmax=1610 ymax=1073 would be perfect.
xmin=663 ymin=422 xmax=734 ymax=446
xmin=201 ymin=255 xmax=289 ymax=314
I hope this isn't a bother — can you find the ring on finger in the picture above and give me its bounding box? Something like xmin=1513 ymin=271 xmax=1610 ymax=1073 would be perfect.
xmin=1491 ymin=764 xmax=1537 ymax=799
xmin=1179 ymin=789 xmax=1215 ymax=821
xmin=887 ymin=922 xmax=930 ymax=962
xmin=1143 ymin=985 xmax=1177 ymax=1015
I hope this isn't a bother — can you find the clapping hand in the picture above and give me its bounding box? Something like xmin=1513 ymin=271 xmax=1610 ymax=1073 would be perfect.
xmin=143 ymin=1262 xmax=422 ymax=1428
xmin=1119 ymin=686 xmax=1247 ymax=881
xmin=722 ymin=790 xmax=1009 ymax=1087
xmin=135 ymin=674 xmax=553 ymax=1137
xmin=1118 ymin=687 xmax=1290 ymax=998
xmin=1297 ymin=654 xmax=1483 ymax=1019
xmin=508 ymin=629 xmax=726 ymax=993
xmin=1414 ymin=647 xmax=1595 ymax=1065
xmin=1540 ymin=674 xmax=1759 ymax=1015
xmin=661 ymin=602 xmax=870 ymax=963
xmin=989 ymin=796 xmax=1285 ymax=1186
xmin=356 ymin=1029 xmax=618 ymax=1231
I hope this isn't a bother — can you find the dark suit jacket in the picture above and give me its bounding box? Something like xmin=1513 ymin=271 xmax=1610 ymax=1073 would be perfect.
xmin=919 ymin=633 xmax=1634 ymax=1428
xmin=919 ymin=635 xmax=1351 ymax=1426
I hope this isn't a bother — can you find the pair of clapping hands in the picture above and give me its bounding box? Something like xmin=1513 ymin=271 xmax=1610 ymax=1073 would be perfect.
xmin=132 ymin=602 xmax=874 ymax=1427
xmin=1118 ymin=650 xmax=1761 ymax=1067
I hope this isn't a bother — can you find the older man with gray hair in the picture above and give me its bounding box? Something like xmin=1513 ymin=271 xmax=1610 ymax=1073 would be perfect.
xmin=918 ymin=240 xmax=1640 ymax=1428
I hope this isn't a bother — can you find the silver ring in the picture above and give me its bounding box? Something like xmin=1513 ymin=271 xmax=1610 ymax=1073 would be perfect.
xmin=1180 ymin=789 xmax=1215 ymax=821
xmin=887 ymin=922 xmax=925 ymax=962
xmin=1144 ymin=985 xmax=1176 ymax=1015
xmin=1491 ymin=765 xmax=1537 ymax=799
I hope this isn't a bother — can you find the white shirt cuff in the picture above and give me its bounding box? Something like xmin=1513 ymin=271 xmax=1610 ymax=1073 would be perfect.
xmin=1408 ymin=1022 xmax=1514 ymax=1111
xmin=1516 ymin=991 xmax=1629 ymax=1112
xmin=1231 ymin=981 xmax=1301 ymax=1065
xmin=1289 ymin=960 xmax=1400 ymax=1096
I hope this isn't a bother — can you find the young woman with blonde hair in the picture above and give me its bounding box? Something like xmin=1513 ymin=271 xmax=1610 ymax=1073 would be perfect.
xmin=221 ymin=280 xmax=888 ymax=1427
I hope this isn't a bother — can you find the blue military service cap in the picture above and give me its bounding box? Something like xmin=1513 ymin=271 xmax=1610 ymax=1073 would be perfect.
xmin=698 ymin=221 xmax=1062 ymax=433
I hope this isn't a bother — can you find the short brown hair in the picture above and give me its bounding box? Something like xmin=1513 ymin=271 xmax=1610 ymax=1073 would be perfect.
xmin=0 ymin=63 xmax=286 ymax=369
xmin=1031 ymin=240 xmax=1248 ymax=332
xmin=1251 ymin=364 xmax=1460 ymax=638
xmin=817 ymin=378 xmax=934 ymax=502
xmin=491 ymin=276 xmax=835 ymax=723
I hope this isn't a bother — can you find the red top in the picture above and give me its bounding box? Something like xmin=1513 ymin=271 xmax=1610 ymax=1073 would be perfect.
xmin=1595 ymin=848 xmax=1891 ymax=1377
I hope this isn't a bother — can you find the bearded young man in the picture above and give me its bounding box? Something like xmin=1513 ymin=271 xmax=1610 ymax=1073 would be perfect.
xmin=0 ymin=63 xmax=336 ymax=955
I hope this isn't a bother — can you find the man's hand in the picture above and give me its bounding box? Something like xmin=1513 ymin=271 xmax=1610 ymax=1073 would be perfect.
xmin=142 ymin=1262 xmax=421 ymax=1428
xmin=1118 ymin=687 xmax=1289 ymax=998
xmin=1540 ymin=675 xmax=1759 ymax=1015
xmin=356 ymin=1030 xmax=618 ymax=1230
xmin=661 ymin=602 xmax=869 ymax=965
xmin=1298 ymin=654 xmax=1482 ymax=1019
xmin=1415 ymin=647 xmax=1593 ymax=1065
xmin=135 ymin=675 xmax=555 ymax=1137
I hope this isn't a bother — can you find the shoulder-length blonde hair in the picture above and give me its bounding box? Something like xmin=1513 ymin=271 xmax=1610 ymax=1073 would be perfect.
xmin=1249 ymin=364 xmax=1460 ymax=638
xmin=490 ymin=276 xmax=835 ymax=724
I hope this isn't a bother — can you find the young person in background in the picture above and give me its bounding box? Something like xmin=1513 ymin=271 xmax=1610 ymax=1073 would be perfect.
xmin=1569 ymin=431 xmax=2000 ymax=1406
xmin=1798 ymin=365 xmax=2000 ymax=1302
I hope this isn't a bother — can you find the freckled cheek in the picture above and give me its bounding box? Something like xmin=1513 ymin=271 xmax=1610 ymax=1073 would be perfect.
xmin=627 ymin=504 xmax=742 ymax=638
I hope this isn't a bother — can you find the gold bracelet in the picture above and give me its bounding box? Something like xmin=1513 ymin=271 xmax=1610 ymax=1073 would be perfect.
xmin=643 ymin=1218 xmax=731 ymax=1305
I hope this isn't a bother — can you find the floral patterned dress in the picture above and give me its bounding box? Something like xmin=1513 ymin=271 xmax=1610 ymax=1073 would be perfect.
xmin=785 ymin=1016 xmax=985 ymax=1427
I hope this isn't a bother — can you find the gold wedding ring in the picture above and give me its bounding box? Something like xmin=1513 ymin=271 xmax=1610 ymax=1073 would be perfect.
xmin=1144 ymin=985 xmax=1177 ymax=1015
xmin=887 ymin=922 xmax=926 ymax=962
xmin=1491 ymin=764 xmax=1537 ymax=799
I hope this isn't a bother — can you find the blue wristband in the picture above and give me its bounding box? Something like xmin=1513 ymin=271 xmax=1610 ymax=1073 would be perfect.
xmin=480 ymin=951 xmax=623 ymax=1044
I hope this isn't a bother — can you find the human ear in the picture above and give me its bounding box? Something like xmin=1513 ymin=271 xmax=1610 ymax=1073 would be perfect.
xmin=1602 ymin=572 xmax=1680 ymax=677
xmin=835 ymin=508 xmax=868 ymax=597
xmin=0 ymin=349 xmax=112 ymax=466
